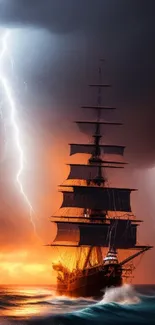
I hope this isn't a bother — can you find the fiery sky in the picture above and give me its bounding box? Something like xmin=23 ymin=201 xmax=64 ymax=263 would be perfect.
xmin=0 ymin=0 xmax=155 ymax=284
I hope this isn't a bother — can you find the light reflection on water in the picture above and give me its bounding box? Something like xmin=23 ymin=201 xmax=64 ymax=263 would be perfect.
xmin=1 ymin=285 xmax=155 ymax=325
xmin=0 ymin=285 xmax=94 ymax=319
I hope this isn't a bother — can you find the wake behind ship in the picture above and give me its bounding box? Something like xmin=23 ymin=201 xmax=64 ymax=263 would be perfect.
xmin=47 ymin=61 xmax=152 ymax=297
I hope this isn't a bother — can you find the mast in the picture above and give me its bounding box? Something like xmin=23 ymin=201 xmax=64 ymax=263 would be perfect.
xmin=89 ymin=62 xmax=108 ymax=186
xmin=72 ymin=60 xmax=124 ymax=187
xmin=49 ymin=59 xmax=152 ymax=271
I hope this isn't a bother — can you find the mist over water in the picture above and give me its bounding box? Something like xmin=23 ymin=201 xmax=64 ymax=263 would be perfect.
xmin=0 ymin=284 xmax=155 ymax=325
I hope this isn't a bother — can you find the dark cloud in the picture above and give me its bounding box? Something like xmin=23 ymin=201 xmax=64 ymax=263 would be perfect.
xmin=0 ymin=0 xmax=154 ymax=34
xmin=0 ymin=0 xmax=155 ymax=284
xmin=1 ymin=0 xmax=112 ymax=32
xmin=0 ymin=0 xmax=154 ymax=169
xmin=0 ymin=1 xmax=155 ymax=164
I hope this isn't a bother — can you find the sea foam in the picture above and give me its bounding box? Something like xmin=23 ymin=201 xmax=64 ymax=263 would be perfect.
xmin=100 ymin=284 xmax=140 ymax=305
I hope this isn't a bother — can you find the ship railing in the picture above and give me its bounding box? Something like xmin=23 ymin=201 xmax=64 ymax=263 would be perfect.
xmin=68 ymin=265 xmax=104 ymax=283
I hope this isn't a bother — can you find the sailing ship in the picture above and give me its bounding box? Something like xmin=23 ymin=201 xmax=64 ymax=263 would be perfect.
xmin=48 ymin=61 xmax=152 ymax=297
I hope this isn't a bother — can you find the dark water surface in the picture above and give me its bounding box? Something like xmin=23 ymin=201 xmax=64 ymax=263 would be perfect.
xmin=0 ymin=284 xmax=155 ymax=324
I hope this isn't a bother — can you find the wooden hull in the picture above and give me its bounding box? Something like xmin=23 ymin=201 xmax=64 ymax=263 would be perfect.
xmin=56 ymin=264 xmax=122 ymax=298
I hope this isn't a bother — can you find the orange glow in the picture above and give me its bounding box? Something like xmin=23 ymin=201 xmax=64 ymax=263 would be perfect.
xmin=0 ymin=248 xmax=56 ymax=285
xmin=0 ymin=286 xmax=54 ymax=318
xmin=0 ymin=120 xmax=154 ymax=286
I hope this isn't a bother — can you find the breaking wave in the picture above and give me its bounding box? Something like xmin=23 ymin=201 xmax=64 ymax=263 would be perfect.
xmin=100 ymin=284 xmax=140 ymax=304
xmin=0 ymin=285 xmax=155 ymax=325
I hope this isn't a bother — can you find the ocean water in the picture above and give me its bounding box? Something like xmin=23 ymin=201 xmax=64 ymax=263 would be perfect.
xmin=0 ymin=285 xmax=155 ymax=325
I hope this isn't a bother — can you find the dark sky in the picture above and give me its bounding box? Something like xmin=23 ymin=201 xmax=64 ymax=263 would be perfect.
xmin=0 ymin=0 xmax=155 ymax=284
xmin=0 ymin=0 xmax=155 ymax=167
xmin=0 ymin=0 xmax=155 ymax=166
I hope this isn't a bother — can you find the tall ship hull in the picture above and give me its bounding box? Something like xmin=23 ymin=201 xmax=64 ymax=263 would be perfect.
xmin=54 ymin=262 xmax=122 ymax=297
xmin=47 ymin=60 xmax=152 ymax=297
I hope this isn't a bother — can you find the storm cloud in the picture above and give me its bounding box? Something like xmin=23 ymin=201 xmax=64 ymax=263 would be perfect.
xmin=0 ymin=0 xmax=155 ymax=284
xmin=0 ymin=0 xmax=154 ymax=167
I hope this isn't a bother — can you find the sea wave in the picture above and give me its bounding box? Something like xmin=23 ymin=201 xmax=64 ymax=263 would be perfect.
xmin=99 ymin=284 xmax=140 ymax=304
xmin=0 ymin=285 xmax=155 ymax=325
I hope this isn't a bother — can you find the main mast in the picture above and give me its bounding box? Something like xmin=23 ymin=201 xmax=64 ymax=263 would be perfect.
xmin=49 ymin=60 xmax=152 ymax=273
xmin=88 ymin=64 xmax=106 ymax=185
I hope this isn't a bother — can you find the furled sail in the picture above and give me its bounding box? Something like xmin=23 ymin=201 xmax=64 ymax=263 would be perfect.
xmin=52 ymin=221 xmax=137 ymax=248
xmin=75 ymin=121 xmax=123 ymax=126
xmin=60 ymin=186 xmax=134 ymax=212
xmin=70 ymin=144 xmax=125 ymax=156
xmin=89 ymin=84 xmax=111 ymax=87
xmin=81 ymin=106 xmax=116 ymax=110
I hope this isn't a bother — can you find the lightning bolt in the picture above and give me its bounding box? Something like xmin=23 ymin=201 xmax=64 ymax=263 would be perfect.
xmin=0 ymin=31 xmax=9 ymax=163
xmin=0 ymin=29 xmax=37 ymax=235
xmin=0 ymin=99 xmax=7 ymax=163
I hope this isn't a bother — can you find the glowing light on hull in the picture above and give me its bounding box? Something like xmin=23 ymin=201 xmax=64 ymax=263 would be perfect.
xmin=0 ymin=29 xmax=37 ymax=233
